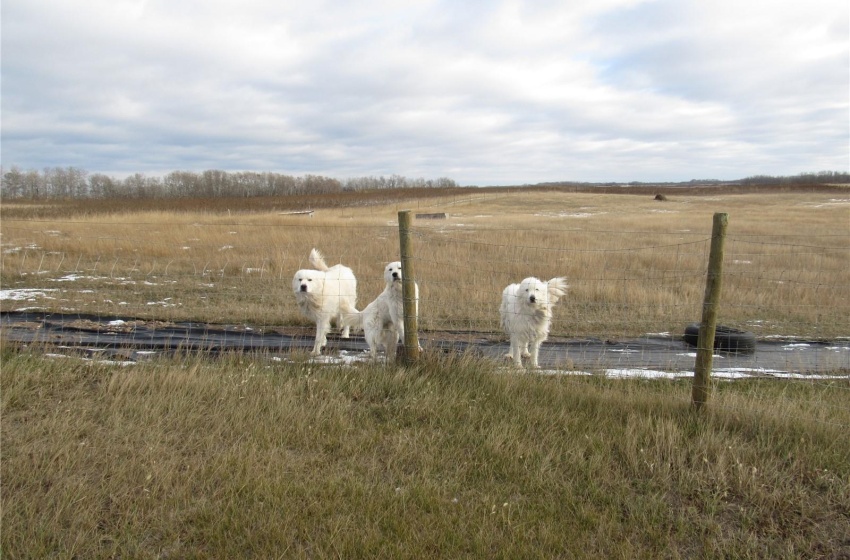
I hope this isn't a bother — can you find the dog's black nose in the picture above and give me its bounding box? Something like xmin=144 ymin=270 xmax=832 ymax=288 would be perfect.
xmin=392 ymin=272 xmax=399 ymax=279
xmin=529 ymin=295 xmax=536 ymax=303
xmin=300 ymin=285 xmax=308 ymax=292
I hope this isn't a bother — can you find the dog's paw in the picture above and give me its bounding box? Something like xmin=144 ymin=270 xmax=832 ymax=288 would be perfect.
xmin=521 ymin=351 xmax=531 ymax=358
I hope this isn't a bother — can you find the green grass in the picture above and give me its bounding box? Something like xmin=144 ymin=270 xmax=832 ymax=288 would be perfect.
xmin=2 ymin=347 xmax=848 ymax=559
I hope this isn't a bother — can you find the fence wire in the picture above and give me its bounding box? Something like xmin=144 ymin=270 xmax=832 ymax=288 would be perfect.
xmin=2 ymin=215 xmax=849 ymax=427
xmin=2 ymin=217 xmax=848 ymax=338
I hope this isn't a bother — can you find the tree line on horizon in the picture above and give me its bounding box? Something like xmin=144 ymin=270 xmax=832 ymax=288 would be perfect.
xmin=0 ymin=166 xmax=459 ymax=199
xmin=0 ymin=166 xmax=846 ymax=200
xmin=739 ymin=170 xmax=848 ymax=185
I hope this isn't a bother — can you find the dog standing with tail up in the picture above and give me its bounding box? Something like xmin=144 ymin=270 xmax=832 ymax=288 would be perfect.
xmin=292 ymin=248 xmax=359 ymax=356
xmin=499 ymin=276 xmax=568 ymax=368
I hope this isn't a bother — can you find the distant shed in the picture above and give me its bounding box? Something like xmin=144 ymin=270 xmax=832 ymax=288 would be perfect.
xmin=415 ymin=212 xmax=448 ymax=219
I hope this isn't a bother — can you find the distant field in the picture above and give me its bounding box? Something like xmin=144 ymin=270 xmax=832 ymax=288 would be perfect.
xmin=2 ymin=184 xmax=849 ymax=339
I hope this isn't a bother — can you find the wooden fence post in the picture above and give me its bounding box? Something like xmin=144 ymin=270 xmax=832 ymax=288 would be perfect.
xmin=693 ymin=212 xmax=728 ymax=410
xmin=398 ymin=210 xmax=421 ymax=364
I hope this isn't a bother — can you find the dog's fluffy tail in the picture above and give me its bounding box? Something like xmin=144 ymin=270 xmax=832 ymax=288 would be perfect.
xmin=340 ymin=309 xmax=363 ymax=331
xmin=547 ymin=277 xmax=569 ymax=302
xmin=309 ymin=248 xmax=330 ymax=271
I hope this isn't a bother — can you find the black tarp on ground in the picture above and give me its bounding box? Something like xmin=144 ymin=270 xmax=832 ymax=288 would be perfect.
xmin=2 ymin=311 xmax=849 ymax=376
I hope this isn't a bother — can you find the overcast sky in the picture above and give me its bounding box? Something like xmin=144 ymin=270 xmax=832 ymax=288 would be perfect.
xmin=2 ymin=0 xmax=848 ymax=185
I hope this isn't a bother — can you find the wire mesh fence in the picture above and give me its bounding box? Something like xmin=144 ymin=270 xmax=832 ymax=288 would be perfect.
xmin=1 ymin=211 xmax=847 ymax=339
xmin=3 ymin=209 xmax=849 ymax=428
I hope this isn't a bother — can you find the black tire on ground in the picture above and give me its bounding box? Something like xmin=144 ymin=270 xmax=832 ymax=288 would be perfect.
xmin=682 ymin=323 xmax=756 ymax=353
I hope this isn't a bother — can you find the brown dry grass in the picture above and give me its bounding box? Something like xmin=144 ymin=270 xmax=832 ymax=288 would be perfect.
xmin=2 ymin=348 xmax=849 ymax=558
xmin=2 ymin=185 xmax=849 ymax=558
xmin=2 ymin=186 xmax=848 ymax=338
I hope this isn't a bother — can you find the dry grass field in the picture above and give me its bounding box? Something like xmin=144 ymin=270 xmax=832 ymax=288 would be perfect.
xmin=2 ymin=347 xmax=849 ymax=558
xmin=2 ymin=185 xmax=849 ymax=339
xmin=2 ymin=186 xmax=849 ymax=558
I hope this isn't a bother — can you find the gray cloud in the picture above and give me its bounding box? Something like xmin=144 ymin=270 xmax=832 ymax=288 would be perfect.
xmin=2 ymin=0 xmax=847 ymax=185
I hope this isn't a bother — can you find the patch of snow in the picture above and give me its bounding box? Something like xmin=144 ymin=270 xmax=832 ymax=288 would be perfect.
xmin=712 ymin=368 xmax=774 ymax=378
xmin=146 ymin=298 xmax=181 ymax=307
xmin=0 ymin=288 xmax=59 ymax=301
xmin=51 ymin=274 xmax=94 ymax=282
xmin=310 ymin=350 xmax=372 ymax=365
xmin=541 ymin=366 xmax=847 ymax=380
xmin=536 ymin=211 xmax=599 ymax=218
xmin=93 ymin=359 xmax=136 ymax=367
xmin=603 ymin=369 xmax=689 ymax=379
xmin=774 ymin=372 xmax=850 ymax=380
xmin=808 ymin=199 xmax=850 ymax=208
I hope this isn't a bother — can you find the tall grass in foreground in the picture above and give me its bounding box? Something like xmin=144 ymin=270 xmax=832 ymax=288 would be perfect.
xmin=2 ymin=348 xmax=848 ymax=559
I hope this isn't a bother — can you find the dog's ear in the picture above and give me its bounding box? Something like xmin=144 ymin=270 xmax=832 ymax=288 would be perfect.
xmin=547 ymin=277 xmax=569 ymax=302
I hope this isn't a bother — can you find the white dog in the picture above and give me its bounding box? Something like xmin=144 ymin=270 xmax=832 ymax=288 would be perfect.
xmin=350 ymin=261 xmax=419 ymax=362
xmin=292 ymin=248 xmax=358 ymax=356
xmin=499 ymin=276 xmax=568 ymax=368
